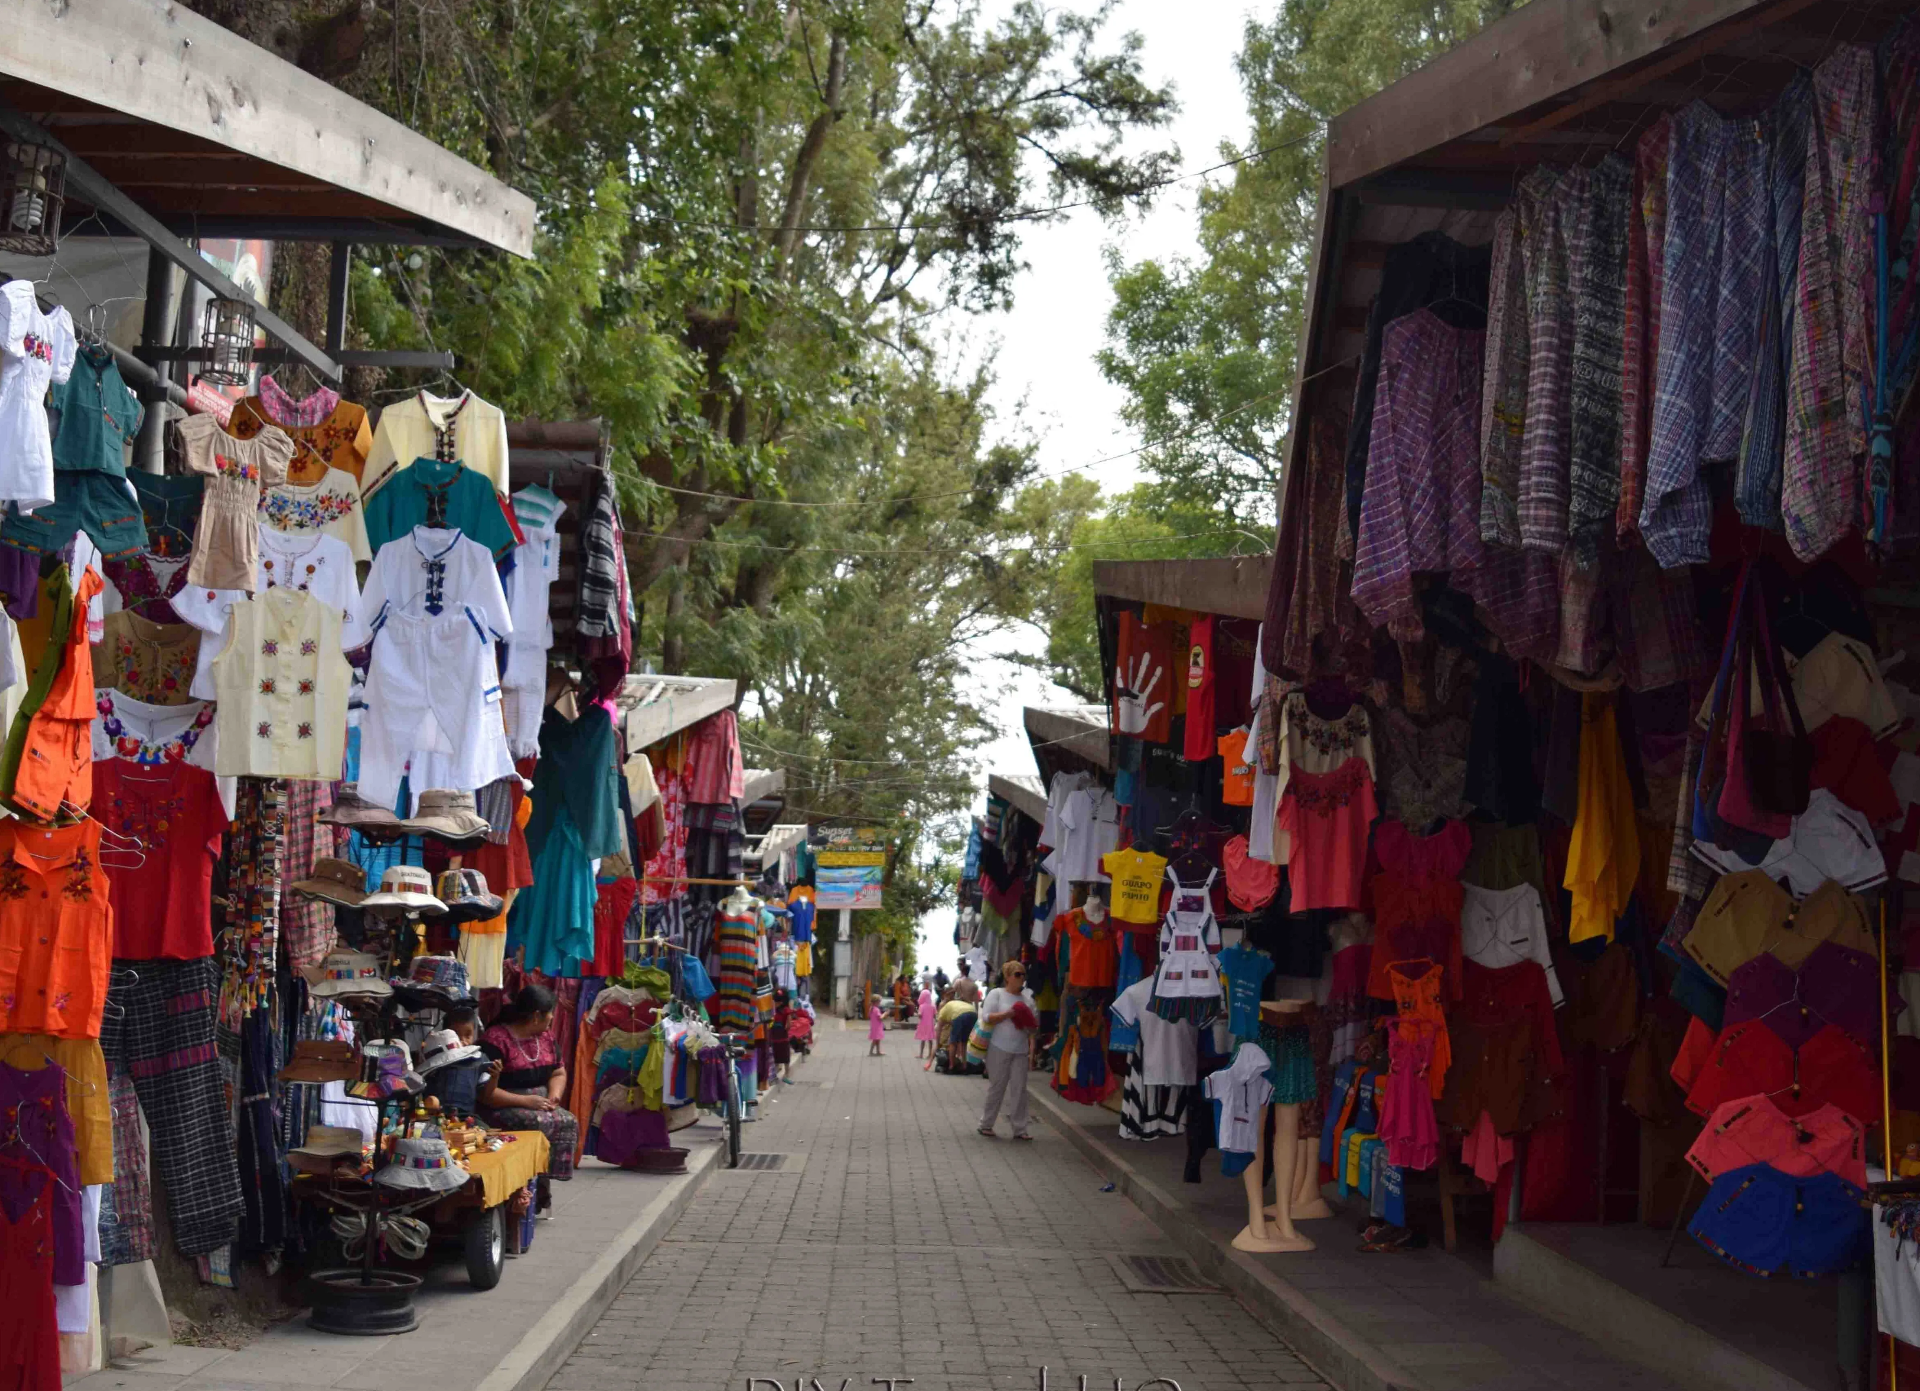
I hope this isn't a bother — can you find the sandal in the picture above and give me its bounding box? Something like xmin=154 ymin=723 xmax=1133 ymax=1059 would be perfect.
xmin=1012 ymin=1133 xmax=1034 ymax=1142
xmin=978 ymin=1127 xmax=997 ymax=1138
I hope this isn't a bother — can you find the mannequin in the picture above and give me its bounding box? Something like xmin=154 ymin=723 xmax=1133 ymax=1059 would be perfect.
xmin=1260 ymin=996 xmax=1333 ymax=1220
xmin=1082 ymin=886 xmax=1109 ymax=924
xmin=722 ymin=884 xmax=756 ymax=915
xmin=1232 ymin=999 xmax=1315 ymax=1251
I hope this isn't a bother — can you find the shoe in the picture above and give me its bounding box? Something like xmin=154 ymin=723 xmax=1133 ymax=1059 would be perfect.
xmin=782 ymin=1077 xmax=795 ymax=1086
xmin=977 ymin=1127 xmax=997 ymax=1138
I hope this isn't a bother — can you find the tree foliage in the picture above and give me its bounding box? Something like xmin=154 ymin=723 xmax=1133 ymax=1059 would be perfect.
xmin=191 ymin=0 xmax=1180 ymax=938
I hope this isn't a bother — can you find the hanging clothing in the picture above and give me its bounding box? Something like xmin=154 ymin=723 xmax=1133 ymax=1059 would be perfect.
xmin=175 ymin=527 xmax=367 ymax=702
xmin=363 ymin=391 xmax=512 ymax=498
xmin=175 ymin=413 xmax=294 ymax=591
xmin=2 ymin=565 xmax=102 ymax=821
xmin=97 ymin=610 xmax=198 ymax=706
xmin=0 ymin=1062 xmax=76 ymax=1391
xmin=1617 ymin=114 xmax=1673 ymax=542
xmin=1565 ymin=692 xmax=1639 ymax=944
xmin=227 ymin=377 xmax=372 ymax=484
xmin=1149 ymin=871 xmax=1223 ymax=1022
xmin=259 ymin=466 xmax=371 ymax=564
xmin=1275 ymin=758 xmax=1378 ymax=911
xmin=128 ymin=473 xmax=202 ymax=561
xmin=1379 ymin=1018 xmax=1441 ymax=1170
xmin=94 ymin=759 xmax=224 ymax=959
xmin=502 ymin=486 xmax=565 ymax=760
xmin=206 ymin=586 xmax=353 ymax=780
xmin=509 ymin=706 xmax=622 ymax=976
xmin=363 ymin=458 xmax=515 ymax=559
xmin=0 ymin=280 xmax=76 ymax=513
xmin=101 ymin=550 xmax=192 ymax=626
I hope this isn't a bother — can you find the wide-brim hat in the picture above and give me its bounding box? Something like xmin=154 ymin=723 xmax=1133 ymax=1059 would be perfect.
xmin=434 ymin=868 xmax=503 ymax=924
xmin=290 ymin=857 xmax=370 ymax=907
xmin=311 ymin=949 xmax=393 ymax=998
xmin=399 ymin=790 xmax=490 ymax=844
xmin=415 ymin=1027 xmax=486 ymax=1074
xmin=350 ymin=1041 xmax=425 ymax=1099
xmin=316 ymin=784 xmax=406 ymax=836
xmin=361 ymin=865 xmax=447 ymax=916
xmin=291 ymin=1125 xmax=366 ymax=1160
xmin=374 ymin=1136 xmax=469 ymax=1192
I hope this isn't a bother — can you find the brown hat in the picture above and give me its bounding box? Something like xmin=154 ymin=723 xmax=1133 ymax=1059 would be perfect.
xmin=400 ymin=790 xmax=491 ymax=844
xmin=317 ymin=784 xmax=404 ymax=837
xmin=290 ymin=857 xmax=369 ymax=907
xmin=277 ymin=1039 xmax=360 ymax=1084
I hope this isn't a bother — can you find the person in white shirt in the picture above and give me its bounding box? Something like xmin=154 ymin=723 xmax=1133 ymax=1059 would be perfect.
xmin=977 ymin=963 xmax=1038 ymax=1141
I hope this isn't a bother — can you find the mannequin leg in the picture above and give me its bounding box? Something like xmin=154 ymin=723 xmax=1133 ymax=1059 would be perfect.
xmin=1284 ymin=1135 xmax=1333 ymax=1220
xmin=1233 ymin=1103 xmax=1314 ymax=1253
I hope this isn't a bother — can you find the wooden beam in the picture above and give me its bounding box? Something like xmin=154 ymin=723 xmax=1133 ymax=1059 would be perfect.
xmin=0 ymin=102 xmax=344 ymax=384
xmin=1327 ymin=0 xmax=1773 ymax=189
xmin=1091 ymin=557 xmax=1275 ymax=621
xmin=0 ymin=0 xmax=533 ymax=256
xmin=1498 ymin=0 xmax=1824 ymax=146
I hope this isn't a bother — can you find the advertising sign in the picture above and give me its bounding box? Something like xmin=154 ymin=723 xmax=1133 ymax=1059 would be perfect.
xmin=812 ymin=827 xmax=888 ymax=909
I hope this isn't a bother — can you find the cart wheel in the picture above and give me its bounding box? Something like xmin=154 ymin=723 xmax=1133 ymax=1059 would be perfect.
xmin=725 ymin=1065 xmax=743 ymax=1169
xmin=463 ymin=1206 xmax=505 ymax=1290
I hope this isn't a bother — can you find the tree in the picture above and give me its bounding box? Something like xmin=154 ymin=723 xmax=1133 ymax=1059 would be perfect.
xmin=1097 ymin=0 xmax=1523 ymax=524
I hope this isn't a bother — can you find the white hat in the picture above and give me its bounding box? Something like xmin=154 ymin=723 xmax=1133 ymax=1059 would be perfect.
xmin=415 ymin=1028 xmax=486 ymax=1074
xmin=360 ymin=865 xmax=448 ymax=916
xmin=373 ymin=1136 xmax=469 ymax=1193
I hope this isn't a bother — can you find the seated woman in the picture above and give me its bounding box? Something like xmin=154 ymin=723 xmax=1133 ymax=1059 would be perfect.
xmin=478 ymin=984 xmax=579 ymax=1186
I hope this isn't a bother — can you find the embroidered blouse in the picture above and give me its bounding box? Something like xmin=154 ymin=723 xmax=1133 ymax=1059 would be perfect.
xmin=228 ymin=376 xmax=373 ymax=484
xmin=0 ymin=280 xmax=77 ymax=513
xmin=1274 ymin=757 xmax=1379 ymax=913
xmin=362 ymin=527 xmax=512 ymax=640
xmin=363 ymin=390 xmax=510 ymax=497
xmin=175 ymin=413 xmax=294 ymax=591
xmin=97 ymin=610 xmax=199 ymax=706
xmin=173 ymin=528 xmax=368 ymax=702
xmin=101 ymin=550 xmax=193 ymax=625
xmin=207 ymin=585 xmax=351 ymax=780
xmin=260 ymin=466 xmax=371 ymax=563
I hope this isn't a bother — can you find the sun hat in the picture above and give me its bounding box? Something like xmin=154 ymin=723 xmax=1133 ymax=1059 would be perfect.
xmin=288 ymin=1125 xmax=368 ymax=1177
xmin=415 ymin=1028 xmax=486 ymax=1074
xmin=289 ymin=857 xmax=370 ymax=907
xmin=360 ymin=865 xmax=448 ymax=916
xmin=311 ymin=949 xmax=393 ymax=998
xmin=316 ymin=784 xmax=405 ymax=837
xmin=407 ymin=952 xmax=473 ymax=998
xmin=434 ymin=868 xmax=504 ymax=925
xmin=399 ymin=790 xmax=490 ymax=844
xmin=373 ymin=1135 xmax=470 ymax=1193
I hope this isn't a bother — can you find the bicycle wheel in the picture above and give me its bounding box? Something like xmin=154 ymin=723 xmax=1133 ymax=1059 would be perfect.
xmin=725 ymin=1063 xmax=743 ymax=1169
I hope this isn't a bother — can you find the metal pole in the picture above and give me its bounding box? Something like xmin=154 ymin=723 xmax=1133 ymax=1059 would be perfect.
xmin=324 ymin=242 xmax=351 ymax=357
xmin=133 ymin=247 xmax=177 ymax=474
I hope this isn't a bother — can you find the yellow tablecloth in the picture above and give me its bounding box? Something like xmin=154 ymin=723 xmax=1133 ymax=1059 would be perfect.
xmin=460 ymin=1130 xmax=550 ymax=1208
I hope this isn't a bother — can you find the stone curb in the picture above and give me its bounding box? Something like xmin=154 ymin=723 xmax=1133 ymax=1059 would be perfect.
xmin=476 ymin=1137 xmax=724 ymax=1391
xmin=1028 ymin=1086 xmax=1426 ymax=1391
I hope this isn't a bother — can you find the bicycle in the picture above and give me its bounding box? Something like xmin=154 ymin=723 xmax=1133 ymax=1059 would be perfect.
xmin=717 ymin=1032 xmax=749 ymax=1168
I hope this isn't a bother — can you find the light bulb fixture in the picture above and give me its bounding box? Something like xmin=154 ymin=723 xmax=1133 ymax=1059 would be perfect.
xmin=198 ymin=295 xmax=257 ymax=386
xmin=0 ymin=136 xmax=66 ymax=256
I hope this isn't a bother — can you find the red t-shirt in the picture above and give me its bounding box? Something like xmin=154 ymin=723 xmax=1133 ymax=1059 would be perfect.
xmin=1183 ymin=615 xmax=1216 ymax=762
xmin=1811 ymin=716 xmax=1899 ymax=826
xmin=95 ymin=759 xmax=225 ymax=959
xmin=1113 ymin=610 xmax=1175 ymax=744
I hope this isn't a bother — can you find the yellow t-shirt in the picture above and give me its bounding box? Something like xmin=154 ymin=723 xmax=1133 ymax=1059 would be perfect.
xmin=1101 ymin=846 xmax=1168 ymax=924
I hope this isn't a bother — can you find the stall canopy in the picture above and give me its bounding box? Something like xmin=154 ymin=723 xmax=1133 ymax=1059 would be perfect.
xmin=987 ymin=772 xmax=1047 ymax=827
xmin=617 ymin=675 xmax=739 ymax=752
xmin=1024 ymin=704 xmax=1110 ymax=782
xmin=0 ymin=0 xmax=535 ymax=395
xmin=1280 ymin=0 xmax=1915 ymax=501
xmin=1092 ymin=556 xmax=1273 ymax=623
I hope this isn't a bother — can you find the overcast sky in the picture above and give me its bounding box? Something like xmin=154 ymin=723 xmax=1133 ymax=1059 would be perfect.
xmin=918 ymin=1 xmax=1260 ymax=966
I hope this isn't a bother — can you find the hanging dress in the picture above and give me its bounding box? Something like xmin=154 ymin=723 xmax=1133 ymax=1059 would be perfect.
xmin=712 ymin=906 xmax=758 ymax=1032
xmin=1149 ymin=870 xmax=1225 ymax=1023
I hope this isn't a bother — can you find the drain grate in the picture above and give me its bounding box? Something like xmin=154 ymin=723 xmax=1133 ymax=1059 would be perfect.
xmin=1109 ymin=1254 xmax=1220 ymax=1294
xmin=730 ymin=1152 xmax=802 ymax=1172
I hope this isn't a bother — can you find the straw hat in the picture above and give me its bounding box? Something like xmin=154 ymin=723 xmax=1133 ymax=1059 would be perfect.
xmin=360 ymin=865 xmax=447 ymax=916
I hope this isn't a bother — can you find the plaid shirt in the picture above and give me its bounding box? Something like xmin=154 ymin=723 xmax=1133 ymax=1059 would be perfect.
xmin=1784 ymin=45 xmax=1880 ymax=560
xmin=1566 ymin=157 xmax=1632 ymax=567
xmin=1518 ymin=167 xmax=1573 ymax=552
xmin=1479 ymin=208 xmax=1528 ymax=548
xmin=1736 ymin=79 xmax=1812 ymax=530
xmin=1350 ymin=311 xmax=1487 ymax=641
xmin=1611 ymin=545 xmax=1707 ymax=693
xmin=1642 ymin=102 xmax=1736 ymax=568
xmin=1618 ymin=116 xmax=1672 ymax=543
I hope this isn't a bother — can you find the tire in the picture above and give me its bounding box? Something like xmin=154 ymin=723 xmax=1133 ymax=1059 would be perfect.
xmin=463 ymin=1206 xmax=505 ymax=1290
xmin=307 ymin=1268 xmax=421 ymax=1335
xmin=725 ymin=1064 xmax=743 ymax=1169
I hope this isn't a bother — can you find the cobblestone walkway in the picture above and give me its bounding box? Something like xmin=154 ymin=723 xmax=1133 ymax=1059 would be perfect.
xmin=550 ymin=1021 xmax=1330 ymax=1391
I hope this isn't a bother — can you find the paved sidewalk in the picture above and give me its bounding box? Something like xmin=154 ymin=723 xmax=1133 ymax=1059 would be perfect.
xmin=1028 ymin=1086 xmax=1689 ymax=1391
xmin=69 ymin=1120 xmax=728 ymax=1391
xmin=550 ymin=1025 xmax=1331 ymax=1391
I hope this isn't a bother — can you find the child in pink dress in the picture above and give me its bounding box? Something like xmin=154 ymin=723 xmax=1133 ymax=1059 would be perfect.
xmin=869 ymin=1000 xmax=885 ymax=1056
xmin=915 ymin=987 xmax=937 ymax=1061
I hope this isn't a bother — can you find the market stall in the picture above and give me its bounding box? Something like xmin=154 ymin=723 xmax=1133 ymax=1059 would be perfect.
xmin=1002 ymin=2 xmax=1920 ymax=1388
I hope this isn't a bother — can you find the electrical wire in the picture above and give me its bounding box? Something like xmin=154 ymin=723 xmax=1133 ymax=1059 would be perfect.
xmin=629 ymin=524 xmax=1267 ymax=557
xmin=651 ymin=128 xmax=1322 ymax=237
xmin=640 ymin=382 xmax=1296 ymax=510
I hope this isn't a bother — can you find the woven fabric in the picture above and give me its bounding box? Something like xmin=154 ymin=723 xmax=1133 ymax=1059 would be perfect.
xmin=98 ymin=1070 xmax=154 ymax=1265
xmin=222 ymin=779 xmax=285 ymax=1026
xmin=279 ymin=778 xmax=336 ymax=973
xmin=1618 ymin=115 xmax=1673 ymax=542
xmin=1642 ymin=102 xmax=1735 ymax=568
xmin=1784 ymin=45 xmax=1879 ymax=561
xmin=99 ymin=957 xmax=242 ymax=1257
xmin=1565 ymin=157 xmax=1632 ymax=566
xmin=1480 ymin=208 xmax=1529 ymax=548
xmin=1518 ymin=167 xmax=1574 ymax=552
